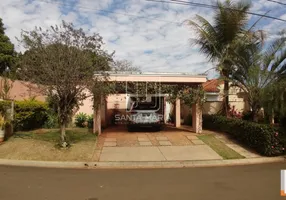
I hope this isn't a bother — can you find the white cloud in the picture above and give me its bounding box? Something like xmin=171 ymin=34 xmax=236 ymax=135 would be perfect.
xmin=0 ymin=0 xmax=285 ymax=78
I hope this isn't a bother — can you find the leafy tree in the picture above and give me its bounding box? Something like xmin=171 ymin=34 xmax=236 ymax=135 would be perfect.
xmin=0 ymin=74 xmax=13 ymax=99
xmin=231 ymin=32 xmax=286 ymax=121
xmin=17 ymin=21 xmax=111 ymax=146
xmin=262 ymin=80 xmax=286 ymax=125
xmin=0 ymin=18 xmax=16 ymax=74
xmin=112 ymin=60 xmax=141 ymax=72
xmin=188 ymin=0 xmax=251 ymax=115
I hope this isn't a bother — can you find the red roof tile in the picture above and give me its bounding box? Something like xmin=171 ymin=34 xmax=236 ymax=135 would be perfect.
xmin=202 ymin=79 xmax=223 ymax=93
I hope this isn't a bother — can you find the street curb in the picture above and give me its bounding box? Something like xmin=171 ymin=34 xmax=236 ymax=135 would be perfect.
xmin=0 ymin=156 xmax=285 ymax=169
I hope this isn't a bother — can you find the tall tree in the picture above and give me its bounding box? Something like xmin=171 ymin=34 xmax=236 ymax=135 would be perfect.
xmin=18 ymin=21 xmax=112 ymax=146
xmin=231 ymin=32 xmax=286 ymax=121
xmin=112 ymin=60 xmax=141 ymax=72
xmin=188 ymin=0 xmax=251 ymax=115
xmin=0 ymin=18 xmax=16 ymax=74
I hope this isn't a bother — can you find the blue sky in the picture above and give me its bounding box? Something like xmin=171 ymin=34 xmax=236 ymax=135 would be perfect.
xmin=1 ymin=0 xmax=286 ymax=78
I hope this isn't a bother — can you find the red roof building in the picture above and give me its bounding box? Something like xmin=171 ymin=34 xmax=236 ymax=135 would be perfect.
xmin=202 ymin=79 xmax=223 ymax=93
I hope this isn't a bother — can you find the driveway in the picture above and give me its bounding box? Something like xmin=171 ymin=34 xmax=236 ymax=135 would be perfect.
xmin=98 ymin=125 xmax=203 ymax=147
xmin=96 ymin=125 xmax=223 ymax=162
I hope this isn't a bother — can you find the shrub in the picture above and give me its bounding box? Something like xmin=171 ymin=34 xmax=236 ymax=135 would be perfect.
xmin=87 ymin=115 xmax=93 ymax=129
xmin=74 ymin=112 xmax=88 ymax=128
xmin=203 ymin=115 xmax=285 ymax=156
xmin=0 ymin=100 xmax=11 ymax=116
xmin=43 ymin=110 xmax=59 ymax=129
xmin=228 ymin=105 xmax=242 ymax=119
xmin=241 ymin=111 xmax=252 ymax=121
xmin=280 ymin=116 xmax=286 ymax=130
xmin=14 ymin=100 xmax=48 ymax=131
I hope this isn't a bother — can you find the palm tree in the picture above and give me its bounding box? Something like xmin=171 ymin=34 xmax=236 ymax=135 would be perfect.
xmin=231 ymin=32 xmax=286 ymax=122
xmin=189 ymin=0 xmax=251 ymax=115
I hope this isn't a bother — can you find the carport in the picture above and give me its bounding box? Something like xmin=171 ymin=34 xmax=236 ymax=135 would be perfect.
xmin=93 ymin=72 xmax=207 ymax=135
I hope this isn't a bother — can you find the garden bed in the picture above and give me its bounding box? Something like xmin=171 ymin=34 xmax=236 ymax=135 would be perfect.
xmin=203 ymin=115 xmax=285 ymax=156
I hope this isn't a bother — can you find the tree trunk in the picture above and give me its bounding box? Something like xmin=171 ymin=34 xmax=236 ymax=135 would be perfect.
xmin=93 ymin=95 xmax=102 ymax=135
xmin=251 ymin=104 xmax=261 ymax=122
xmin=60 ymin=123 xmax=66 ymax=144
xmin=222 ymin=79 xmax=230 ymax=116
xmin=270 ymin=109 xmax=275 ymax=125
xmin=253 ymin=111 xmax=258 ymax=122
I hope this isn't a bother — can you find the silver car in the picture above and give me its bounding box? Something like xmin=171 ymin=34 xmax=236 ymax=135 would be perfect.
xmin=127 ymin=98 xmax=164 ymax=131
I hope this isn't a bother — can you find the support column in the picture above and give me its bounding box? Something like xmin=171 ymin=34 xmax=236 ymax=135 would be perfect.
xmin=192 ymin=103 xmax=202 ymax=133
xmin=175 ymin=98 xmax=181 ymax=128
xmin=93 ymin=97 xmax=102 ymax=135
xmin=101 ymin=98 xmax=107 ymax=128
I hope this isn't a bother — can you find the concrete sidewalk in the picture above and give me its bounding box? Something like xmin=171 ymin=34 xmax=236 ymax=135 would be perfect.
xmin=99 ymin=145 xmax=222 ymax=161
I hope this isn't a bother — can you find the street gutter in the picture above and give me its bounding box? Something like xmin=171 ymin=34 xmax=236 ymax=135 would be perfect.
xmin=0 ymin=156 xmax=285 ymax=169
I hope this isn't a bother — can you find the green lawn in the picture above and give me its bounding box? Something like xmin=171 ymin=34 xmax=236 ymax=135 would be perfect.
xmin=14 ymin=128 xmax=96 ymax=144
xmin=198 ymin=134 xmax=245 ymax=159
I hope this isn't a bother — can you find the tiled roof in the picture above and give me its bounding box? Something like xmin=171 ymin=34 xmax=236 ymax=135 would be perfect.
xmin=202 ymin=79 xmax=223 ymax=93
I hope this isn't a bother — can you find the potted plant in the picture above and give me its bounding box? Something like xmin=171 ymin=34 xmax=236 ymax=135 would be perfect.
xmin=0 ymin=115 xmax=5 ymax=143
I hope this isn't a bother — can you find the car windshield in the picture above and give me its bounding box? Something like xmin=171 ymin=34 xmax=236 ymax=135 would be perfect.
xmin=133 ymin=102 xmax=156 ymax=110
xmin=130 ymin=97 xmax=161 ymax=111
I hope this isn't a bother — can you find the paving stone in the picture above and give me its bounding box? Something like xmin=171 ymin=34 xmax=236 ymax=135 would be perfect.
xmin=156 ymin=136 xmax=169 ymax=141
xmin=215 ymin=135 xmax=225 ymax=139
xmin=103 ymin=142 xmax=117 ymax=147
xmin=191 ymin=139 xmax=205 ymax=145
xmin=139 ymin=141 xmax=153 ymax=146
xmin=159 ymin=146 xmax=222 ymax=160
xmin=187 ymin=135 xmax=198 ymax=140
xmin=138 ymin=138 xmax=150 ymax=142
xmin=105 ymin=138 xmax=116 ymax=142
xmin=159 ymin=141 xmax=172 ymax=146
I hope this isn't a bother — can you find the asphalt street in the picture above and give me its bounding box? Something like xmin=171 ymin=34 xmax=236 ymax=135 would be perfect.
xmin=0 ymin=162 xmax=285 ymax=200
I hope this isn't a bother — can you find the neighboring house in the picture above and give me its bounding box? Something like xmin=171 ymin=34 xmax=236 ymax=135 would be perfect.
xmin=180 ymin=79 xmax=249 ymax=124
xmin=202 ymin=79 xmax=249 ymax=114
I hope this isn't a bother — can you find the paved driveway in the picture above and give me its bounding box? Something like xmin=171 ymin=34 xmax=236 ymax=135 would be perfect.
xmin=96 ymin=125 xmax=222 ymax=162
xmin=98 ymin=125 xmax=202 ymax=147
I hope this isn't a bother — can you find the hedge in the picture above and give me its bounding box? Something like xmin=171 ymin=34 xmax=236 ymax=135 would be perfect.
xmin=0 ymin=100 xmax=49 ymax=131
xmin=203 ymin=115 xmax=285 ymax=156
xmin=14 ymin=100 xmax=49 ymax=131
xmin=0 ymin=100 xmax=11 ymax=115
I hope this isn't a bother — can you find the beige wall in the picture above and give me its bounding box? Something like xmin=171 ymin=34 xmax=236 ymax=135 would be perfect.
xmin=202 ymin=101 xmax=248 ymax=115
xmin=76 ymin=90 xmax=107 ymax=127
xmin=0 ymin=77 xmax=46 ymax=101
xmin=76 ymin=89 xmax=94 ymax=116
xmin=217 ymin=83 xmax=246 ymax=102
xmin=106 ymin=94 xmax=127 ymax=125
